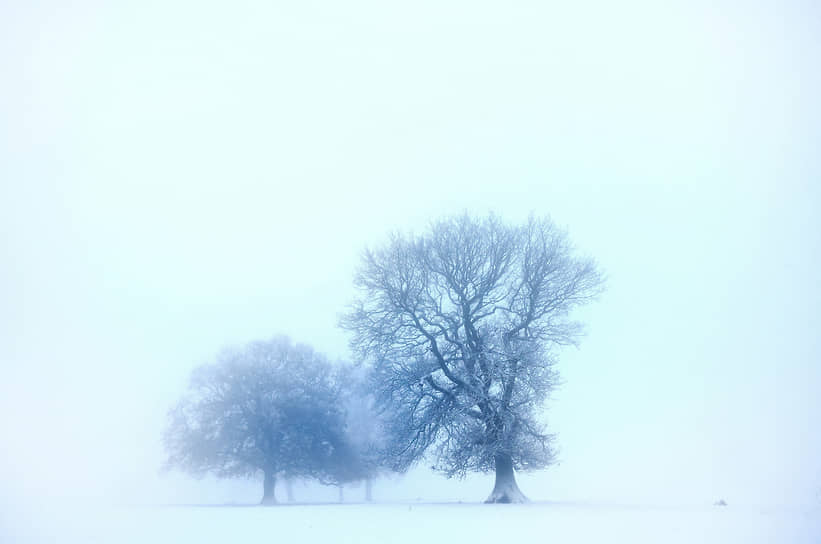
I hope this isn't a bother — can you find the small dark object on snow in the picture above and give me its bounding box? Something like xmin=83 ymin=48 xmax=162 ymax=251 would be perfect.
xmin=714 ymin=499 xmax=728 ymax=506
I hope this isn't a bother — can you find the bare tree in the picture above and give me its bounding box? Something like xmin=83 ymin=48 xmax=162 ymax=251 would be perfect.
xmin=163 ymin=336 xmax=359 ymax=505
xmin=338 ymin=364 xmax=391 ymax=501
xmin=341 ymin=213 xmax=603 ymax=503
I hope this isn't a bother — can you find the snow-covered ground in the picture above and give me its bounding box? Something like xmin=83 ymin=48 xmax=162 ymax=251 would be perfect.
xmin=4 ymin=501 xmax=819 ymax=544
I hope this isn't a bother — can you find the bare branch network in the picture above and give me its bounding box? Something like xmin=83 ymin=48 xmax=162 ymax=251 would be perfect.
xmin=341 ymin=213 xmax=603 ymax=502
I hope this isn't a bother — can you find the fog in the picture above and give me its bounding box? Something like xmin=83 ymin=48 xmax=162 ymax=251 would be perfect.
xmin=1 ymin=0 xmax=819 ymax=534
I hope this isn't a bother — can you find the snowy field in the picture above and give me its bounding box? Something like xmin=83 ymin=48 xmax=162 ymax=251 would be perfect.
xmin=4 ymin=501 xmax=819 ymax=544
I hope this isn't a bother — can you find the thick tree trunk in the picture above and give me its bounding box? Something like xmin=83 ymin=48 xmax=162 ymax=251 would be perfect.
xmin=285 ymin=478 xmax=294 ymax=502
xmin=364 ymin=477 xmax=373 ymax=502
xmin=261 ymin=471 xmax=277 ymax=506
xmin=485 ymin=454 xmax=528 ymax=503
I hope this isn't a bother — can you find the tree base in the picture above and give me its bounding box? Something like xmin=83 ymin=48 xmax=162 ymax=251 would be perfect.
xmin=261 ymin=471 xmax=277 ymax=506
xmin=485 ymin=485 xmax=528 ymax=504
xmin=486 ymin=453 xmax=529 ymax=503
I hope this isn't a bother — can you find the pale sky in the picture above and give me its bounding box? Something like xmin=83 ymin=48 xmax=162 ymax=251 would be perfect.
xmin=1 ymin=0 xmax=819 ymax=513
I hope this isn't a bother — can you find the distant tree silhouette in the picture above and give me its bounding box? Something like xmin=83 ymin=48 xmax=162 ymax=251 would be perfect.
xmin=164 ymin=336 xmax=364 ymax=505
xmin=337 ymin=363 xmax=390 ymax=501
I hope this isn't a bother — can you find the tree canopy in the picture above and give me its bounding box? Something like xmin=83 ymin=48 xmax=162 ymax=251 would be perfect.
xmin=341 ymin=213 xmax=603 ymax=502
xmin=164 ymin=336 xmax=364 ymax=504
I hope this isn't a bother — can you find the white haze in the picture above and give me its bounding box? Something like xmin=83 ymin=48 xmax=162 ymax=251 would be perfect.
xmin=1 ymin=0 xmax=819 ymax=535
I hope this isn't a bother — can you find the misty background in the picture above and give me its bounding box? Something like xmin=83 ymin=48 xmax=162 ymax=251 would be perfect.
xmin=1 ymin=0 xmax=819 ymax=522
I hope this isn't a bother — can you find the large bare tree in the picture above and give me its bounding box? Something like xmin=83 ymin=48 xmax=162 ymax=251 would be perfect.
xmin=341 ymin=213 xmax=603 ymax=503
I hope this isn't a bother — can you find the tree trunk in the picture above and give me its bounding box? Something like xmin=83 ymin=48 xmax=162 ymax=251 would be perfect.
xmin=261 ymin=471 xmax=277 ymax=506
xmin=285 ymin=478 xmax=294 ymax=502
xmin=485 ymin=454 xmax=528 ymax=503
xmin=338 ymin=485 xmax=344 ymax=503
xmin=364 ymin=477 xmax=373 ymax=502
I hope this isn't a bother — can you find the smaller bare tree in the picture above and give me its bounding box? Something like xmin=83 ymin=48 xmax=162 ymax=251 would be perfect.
xmin=338 ymin=364 xmax=391 ymax=501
